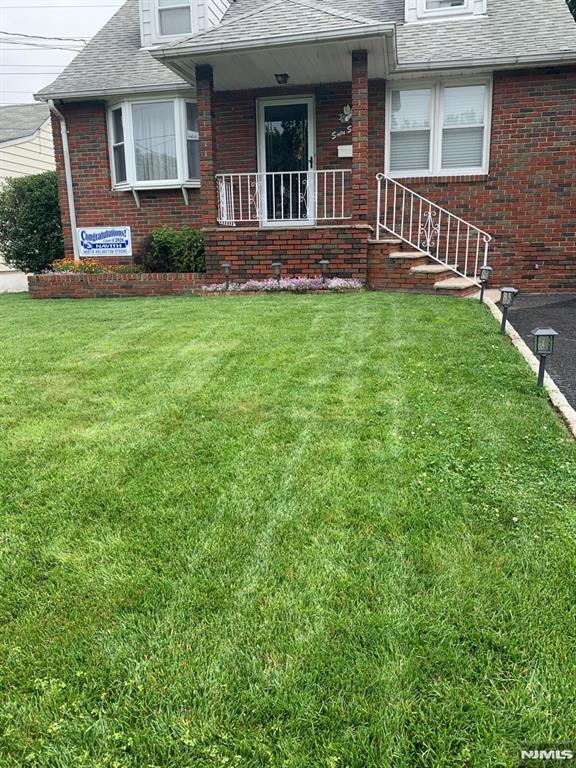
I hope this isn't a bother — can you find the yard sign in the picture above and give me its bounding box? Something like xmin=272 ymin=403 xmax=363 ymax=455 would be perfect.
xmin=77 ymin=227 xmax=132 ymax=258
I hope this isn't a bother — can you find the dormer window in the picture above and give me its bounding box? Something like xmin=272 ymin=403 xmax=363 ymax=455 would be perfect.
xmin=405 ymin=0 xmax=486 ymax=23
xmin=158 ymin=0 xmax=192 ymax=37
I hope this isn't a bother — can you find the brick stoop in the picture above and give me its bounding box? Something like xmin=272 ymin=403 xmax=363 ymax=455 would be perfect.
xmin=367 ymin=238 xmax=478 ymax=297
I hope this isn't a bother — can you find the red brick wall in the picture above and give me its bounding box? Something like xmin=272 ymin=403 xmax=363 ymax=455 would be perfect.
xmin=51 ymin=103 xmax=204 ymax=259
xmin=388 ymin=67 xmax=576 ymax=291
xmin=204 ymin=225 xmax=371 ymax=282
xmin=53 ymin=66 xmax=576 ymax=291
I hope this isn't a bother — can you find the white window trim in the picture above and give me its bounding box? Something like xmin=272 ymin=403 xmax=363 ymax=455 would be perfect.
xmin=153 ymin=0 xmax=196 ymax=41
xmin=405 ymin=0 xmax=486 ymax=24
xmin=385 ymin=76 xmax=492 ymax=179
xmin=107 ymin=95 xmax=200 ymax=191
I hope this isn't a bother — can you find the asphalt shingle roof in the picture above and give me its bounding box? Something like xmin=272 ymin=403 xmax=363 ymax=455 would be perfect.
xmin=0 ymin=103 xmax=50 ymax=144
xmin=36 ymin=0 xmax=187 ymax=100
xmin=35 ymin=0 xmax=576 ymax=101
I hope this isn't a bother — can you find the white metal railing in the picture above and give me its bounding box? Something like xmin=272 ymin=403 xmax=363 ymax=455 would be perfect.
xmin=217 ymin=170 xmax=352 ymax=226
xmin=375 ymin=174 xmax=492 ymax=284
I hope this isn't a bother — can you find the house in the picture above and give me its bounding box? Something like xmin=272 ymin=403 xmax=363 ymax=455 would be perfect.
xmin=0 ymin=103 xmax=55 ymax=293
xmin=34 ymin=0 xmax=576 ymax=294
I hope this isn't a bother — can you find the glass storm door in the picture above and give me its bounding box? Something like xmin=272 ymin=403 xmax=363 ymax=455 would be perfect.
xmin=258 ymin=98 xmax=316 ymax=226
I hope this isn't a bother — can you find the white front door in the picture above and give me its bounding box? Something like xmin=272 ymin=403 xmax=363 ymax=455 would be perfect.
xmin=257 ymin=97 xmax=316 ymax=226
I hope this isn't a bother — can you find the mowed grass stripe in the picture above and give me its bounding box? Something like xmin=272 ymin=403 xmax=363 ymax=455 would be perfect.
xmin=0 ymin=293 xmax=574 ymax=768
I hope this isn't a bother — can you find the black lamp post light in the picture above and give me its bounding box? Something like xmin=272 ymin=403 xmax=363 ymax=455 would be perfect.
xmin=318 ymin=259 xmax=330 ymax=282
xmin=271 ymin=261 xmax=283 ymax=284
xmin=221 ymin=261 xmax=231 ymax=290
xmin=479 ymin=264 xmax=493 ymax=304
xmin=499 ymin=287 xmax=518 ymax=334
xmin=531 ymin=327 xmax=558 ymax=387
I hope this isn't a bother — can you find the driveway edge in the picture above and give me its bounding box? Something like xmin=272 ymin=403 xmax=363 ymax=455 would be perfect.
xmin=484 ymin=297 xmax=576 ymax=439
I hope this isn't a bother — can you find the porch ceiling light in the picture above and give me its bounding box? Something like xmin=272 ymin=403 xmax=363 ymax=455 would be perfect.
xmin=275 ymin=73 xmax=289 ymax=85
xmin=531 ymin=327 xmax=558 ymax=387
xmin=499 ymin=287 xmax=518 ymax=335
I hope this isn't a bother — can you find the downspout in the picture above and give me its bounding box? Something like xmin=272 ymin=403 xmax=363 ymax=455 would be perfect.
xmin=48 ymin=99 xmax=79 ymax=261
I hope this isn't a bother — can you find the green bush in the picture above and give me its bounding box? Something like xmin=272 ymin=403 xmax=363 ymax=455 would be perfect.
xmin=138 ymin=227 xmax=205 ymax=273
xmin=0 ymin=171 xmax=64 ymax=273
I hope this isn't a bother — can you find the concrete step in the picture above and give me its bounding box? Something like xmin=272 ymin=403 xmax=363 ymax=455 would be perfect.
xmin=368 ymin=238 xmax=402 ymax=245
xmin=410 ymin=263 xmax=453 ymax=276
xmin=389 ymin=251 xmax=427 ymax=261
xmin=434 ymin=276 xmax=479 ymax=296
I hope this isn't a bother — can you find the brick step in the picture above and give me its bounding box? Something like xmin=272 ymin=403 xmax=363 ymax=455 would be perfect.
xmin=389 ymin=251 xmax=428 ymax=261
xmin=410 ymin=263 xmax=454 ymax=276
xmin=434 ymin=276 xmax=479 ymax=297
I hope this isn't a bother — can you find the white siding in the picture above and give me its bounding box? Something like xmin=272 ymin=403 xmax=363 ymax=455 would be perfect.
xmin=0 ymin=120 xmax=55 ymax=182
xmin=206 ymin=0 xmax=229 ymax=27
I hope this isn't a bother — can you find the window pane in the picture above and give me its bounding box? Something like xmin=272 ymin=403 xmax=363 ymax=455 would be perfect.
xmin=132 ymin=102 xmax=178 ymax=181
xmin=444 ymin=85 xmax=485 ymax=127
xmin=426 ymin=0 xmax=465 ymax=8
xmin=159 ymin=6 xmax=191 ymax=35
xmin=112 ymin=108 xmax=124 ymax=143
xmin=390 ymin=130 xmax=430 ymax=172
xmin=113 ymin=145 xmax=127 ymax=183
xmin=186 ymin=102 xmax=198 ymax=138
xmin=442 ymin=127 xmax=484 ymax=168
xmin=391 ymin=89 xmax=431 ymax=131
xmin=187 ymin=140 xmax=200 ymax=179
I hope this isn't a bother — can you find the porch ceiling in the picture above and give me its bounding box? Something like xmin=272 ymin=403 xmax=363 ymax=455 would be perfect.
xmin=155 ymin=35 xmax=392 ymax=91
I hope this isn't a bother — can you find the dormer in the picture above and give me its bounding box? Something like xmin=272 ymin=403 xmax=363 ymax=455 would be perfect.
xmin=140 ymin=0 xmax=231 ymax=47
xmin=405 ymin=0 xmax=486 ymax=23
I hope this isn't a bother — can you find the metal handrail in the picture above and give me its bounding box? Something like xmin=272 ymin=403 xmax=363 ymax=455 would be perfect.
xmin=375 ymin=173 xmax=492 ymax=284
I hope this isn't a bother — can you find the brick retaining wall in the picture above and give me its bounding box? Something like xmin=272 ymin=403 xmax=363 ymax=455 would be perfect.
xmin=28 ymin=272 xmax=209 ymax=299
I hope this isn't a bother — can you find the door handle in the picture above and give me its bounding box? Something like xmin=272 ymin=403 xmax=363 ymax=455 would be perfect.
xmin=309 ymin=156 xmax=314 ymax=169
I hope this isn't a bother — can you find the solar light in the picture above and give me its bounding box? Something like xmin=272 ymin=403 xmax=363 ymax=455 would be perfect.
xmin=499 ymin=287 xmax=518 ymax=334
xmin=318 ymin=259 xmax=330 ymax=281
xmin=531 ymin=327 xmax=558 ymax=386
xmin=221 ymin=261 xmax=231 ymax=290
xmin=479 ymin=264 xmax=493 ymax=304
xmin=271 ymin=261 xmax=283 ymax=283
xmin=275 ymin=73 xmax=289 ymax=85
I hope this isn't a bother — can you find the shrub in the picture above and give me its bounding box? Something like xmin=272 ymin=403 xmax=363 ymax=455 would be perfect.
xmin=138 ymin=227 xmax=205 ymax=273
xmin=110 ymin=264 xmax=144 ymax=274
xmin=0 ymin=171 xmax=64 ymax=273
xmin=204 ymin=277 xmax=365 ymax=293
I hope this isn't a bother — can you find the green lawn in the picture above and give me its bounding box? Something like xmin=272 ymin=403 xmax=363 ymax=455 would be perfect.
xmin=0 ymin=292 xmax=575 ymax=768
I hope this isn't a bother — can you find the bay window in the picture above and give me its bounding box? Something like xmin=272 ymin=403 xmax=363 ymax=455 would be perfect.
xmin=107 ymin=98 xmax=200 ymax=188
xmin=387 ymin=79 xmax=491 ymax=177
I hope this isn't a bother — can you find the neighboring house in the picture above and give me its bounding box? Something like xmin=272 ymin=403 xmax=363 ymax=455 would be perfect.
xmin=0 ymin=104 xmax=55 ymax=292
xmin=35 ymin=0 xmax=576 ymax=293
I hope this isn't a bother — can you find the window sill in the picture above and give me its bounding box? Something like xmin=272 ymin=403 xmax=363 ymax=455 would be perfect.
xmin=112 ymin=181 xmax=200 ymax=192
xmin=388 ymin=172 xmax=489 ymax=183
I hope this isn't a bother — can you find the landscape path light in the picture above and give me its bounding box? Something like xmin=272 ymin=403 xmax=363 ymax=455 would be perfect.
xmin=271 ymin=262 xmax=283 ymax=284
xmin=531 ymin=327 xmax=558 ymax=387
xmin=479 ymin=265 xmax=493 ymax=304
xmin=318 ymin=259 xmax=330 ymax=282
xmin=499 ymin=287 xmax=518 ymax=334
xmin=221 ymin=262 xmax=231 ymax=290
